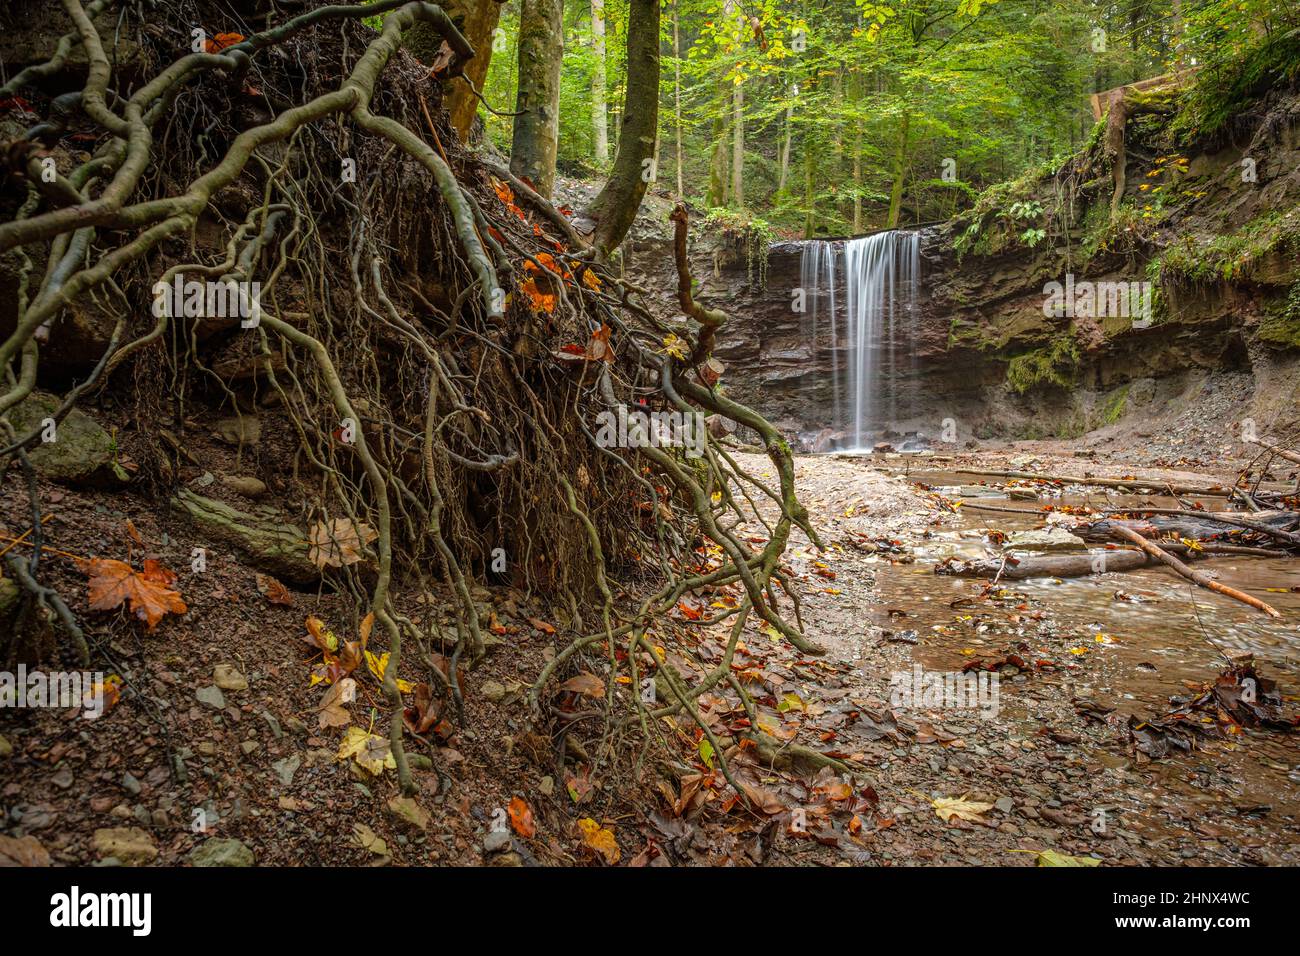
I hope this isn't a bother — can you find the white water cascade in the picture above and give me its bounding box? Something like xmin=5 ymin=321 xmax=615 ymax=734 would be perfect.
xmin=799 ymin=231 xmax=921 ymax=449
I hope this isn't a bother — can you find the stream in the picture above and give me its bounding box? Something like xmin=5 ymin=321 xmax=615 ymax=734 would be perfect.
xmin=862 ymin=462 xmax=1300 ymax=852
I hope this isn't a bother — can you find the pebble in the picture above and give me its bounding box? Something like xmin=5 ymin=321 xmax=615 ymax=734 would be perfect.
xmin=93 ymin=827 xmax=157 ymax=866
xmin=272 ymin=754 xmax=301 ymax=786
xmin=189 ymin=837 xmax=255 ymax=867
xmin=121 ymin=772 xmax=142 ymax=796
xmin=196 ymin=685 xmax=225 ymax=709
xmin=213 ymin=664 xmax=248 ymax=692
xmin=483 ymin=829 xmax=511 ymax=853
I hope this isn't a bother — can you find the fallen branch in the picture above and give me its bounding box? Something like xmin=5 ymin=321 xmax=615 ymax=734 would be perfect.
xmin=952 ymin=468 xmax=1275 ymax=497
xmin=1109 ymin=525 xmax=1281 ymax=618
xmin=1245 ymin=435 xmax=1300 ymax=467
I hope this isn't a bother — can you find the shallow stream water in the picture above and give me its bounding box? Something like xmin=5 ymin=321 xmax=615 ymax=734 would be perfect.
xmin=865 ymin=466 xmax=1300 ymax=844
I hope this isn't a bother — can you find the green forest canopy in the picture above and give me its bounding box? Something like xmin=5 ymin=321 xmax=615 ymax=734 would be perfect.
xmin=477 ymin=0 xmax=1296 ymax=239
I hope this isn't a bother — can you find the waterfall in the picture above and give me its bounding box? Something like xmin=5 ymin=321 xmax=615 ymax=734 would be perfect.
xmin=799 ymin=231 xmax=921 ymax=449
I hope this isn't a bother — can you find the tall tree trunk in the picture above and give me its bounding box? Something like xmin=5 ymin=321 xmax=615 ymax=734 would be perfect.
xmin=403 ymin=0 xmax=503 ymax=142
xmin=777 ymin=93 xmax=793 ymax=194
xmin=885 ymin=112 xmax=910 ymax=228
xmin=591 ymin=0 xmax=609 ymax=165
xmin=803 ymin=134 xmax=815 ymax=239
xmin=731 ymin=79 xmax=744 ymax=209
xmin=511 ymin=0 xmax=564 ymax=197
xmin=726 ymin=0 xmax=744 ymax=210
xmin=673 ymin=0 xmax=684 ymax=198
xmin=707 ymin=68 xmax=731 ymax=206
xmin=583 ymin=0 xmax=661 ymax=257
xmin=850 ymin=74 xmax=861 ymax=232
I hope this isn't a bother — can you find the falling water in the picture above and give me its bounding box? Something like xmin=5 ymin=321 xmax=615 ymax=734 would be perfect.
xmin=799 ymin=231 xmax=921 ymax=449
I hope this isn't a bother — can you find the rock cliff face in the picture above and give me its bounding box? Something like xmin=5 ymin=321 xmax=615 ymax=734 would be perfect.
xmin=626 ymin=81 xmax=1300 ymax=451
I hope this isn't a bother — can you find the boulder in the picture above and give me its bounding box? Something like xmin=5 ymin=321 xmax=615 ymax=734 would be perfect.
xmin=7 ymin=392 xmax=125 ymax=487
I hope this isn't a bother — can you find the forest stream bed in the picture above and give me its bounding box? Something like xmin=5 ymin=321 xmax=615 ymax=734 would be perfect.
xmin=725 ymin=447 xmax=1300 ymax=866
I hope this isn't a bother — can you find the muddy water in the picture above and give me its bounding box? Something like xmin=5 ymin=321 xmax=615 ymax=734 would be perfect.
xmin=867 ymin=467 xmax=1300 ymax=843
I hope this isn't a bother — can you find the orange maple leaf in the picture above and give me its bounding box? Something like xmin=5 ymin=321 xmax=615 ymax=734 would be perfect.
xmin=85 ymin=558 xmax=187 ymax=630
xmin=519 ymin=277 xmax=556 ymax=314
xmin=204 ymin=32 xmax=245 ymax=54
xmin=508 ymin=796 xmax=536 ymax=838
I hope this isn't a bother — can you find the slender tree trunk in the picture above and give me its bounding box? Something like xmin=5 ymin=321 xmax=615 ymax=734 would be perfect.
xmin=673 ymin=0 xmax=684 ymax=198
xmin=583 ymin=0 xmax=661 ymax=257
xmin=707 ymin=72 xmax=730 ymax=207
xmin=511 ymin=0 xmax=564 ymax=197
xmin=731 ymin=79 xmax=744 ymax=209
xmin=403 ymin=0 xmax=503 ymax=142
xmin=777 ymin=92 xmax=793 ymax=194
xmin=885 ymin=111 xmax=910 ymax=228
xmin=591 ymin=0 xmax=609 ymax=165
xmin=803 ymin=134 xmax=815 ymax=238
xmin=850 ymin=75 xmax=861 ymax=231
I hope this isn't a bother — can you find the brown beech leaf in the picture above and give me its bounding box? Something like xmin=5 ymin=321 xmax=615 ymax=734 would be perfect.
xmin=255 ymin=573 xmax=293 ymax=606
xmin=308 ymin=518 xmax=377 ymax=569
xmin=558 ymin=672 xmax=605 ymax=699
xmin=316 ymin=676 xmax=356 ymax=729
xmin=85 ymin=558 xmax=186 ymax=631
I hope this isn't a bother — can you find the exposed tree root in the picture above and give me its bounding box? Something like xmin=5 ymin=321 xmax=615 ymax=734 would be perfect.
xmin=0 ymin=0 xmax=831 ymax=809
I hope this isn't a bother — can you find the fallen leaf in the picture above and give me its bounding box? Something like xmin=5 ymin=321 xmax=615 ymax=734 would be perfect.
xmin=308 ymin=518 xmax=377 ymax=569
xmin=304 ymin=615 xmax=339 ymax=653
xmin=932 ymin=793 xmax=994 ymax=824
xmin=255 ymin=573 xmax=293 ymax=606
xmin=316 ymin=677 xmax=356 ymax=728
xmin=364 ymin=650 xmax=415 ymax=693
xmin=85 ymin=558 xmax=186 ymax=630
xmin=337 ymin=725 xmax=396 ymax=776
xmin=558 ymin=672 xmax=605 ymax=699
xmin=576 ymin=817 xmax=620 ymax=864
xmin=352 ymin=822 xmax=388 ymax=857
xmin=508 ymin=796 xmax=536 ymax=838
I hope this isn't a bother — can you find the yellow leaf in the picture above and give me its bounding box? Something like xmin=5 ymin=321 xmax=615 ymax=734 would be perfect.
xmin=576 ymin=818 xmax=620 ymax=864
xmin=365 ymin=650 xmax=415 ymax=693
xmin=932 ymin=793 xmax=993 ymax=824
xmin=661 ymin=334 xmax=689 ymax=360
xmin=336 ymin=725 xmax=396 ymax=776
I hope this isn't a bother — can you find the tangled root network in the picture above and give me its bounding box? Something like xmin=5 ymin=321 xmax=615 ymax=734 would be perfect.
xmin=0 ymin=0 xmax=823 ymax=797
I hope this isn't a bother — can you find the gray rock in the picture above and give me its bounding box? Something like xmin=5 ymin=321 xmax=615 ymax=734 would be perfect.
xmin=222 ymin=475 xmax=268 ymax=498
xmin=483 ymin=829 xmax=511 ymax=853
xmin=8 ymin=392 xmax=125 ymax=486
xmin=272 ymin=754 xmax=301 ymax=786
xmin=214 ymin=416 xmax=261 ymax=446
xmin=1005 ymin=528 xmax=1087 ymax=553
xmin=196 ymin=685 xmax=225 ymax=709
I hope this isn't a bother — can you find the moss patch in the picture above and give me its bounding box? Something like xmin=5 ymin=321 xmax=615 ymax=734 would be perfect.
xmin=1005 ymin=332 xmax=1081 ymax=393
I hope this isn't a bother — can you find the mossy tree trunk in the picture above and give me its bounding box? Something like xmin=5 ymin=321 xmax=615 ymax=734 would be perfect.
xmin=403 ymin=0 xmax=503 ymax=141
xmin=511 ymin=0 xmax=564 ymax=197
xmin=583 ymin=0 xmax=660 ymax=257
